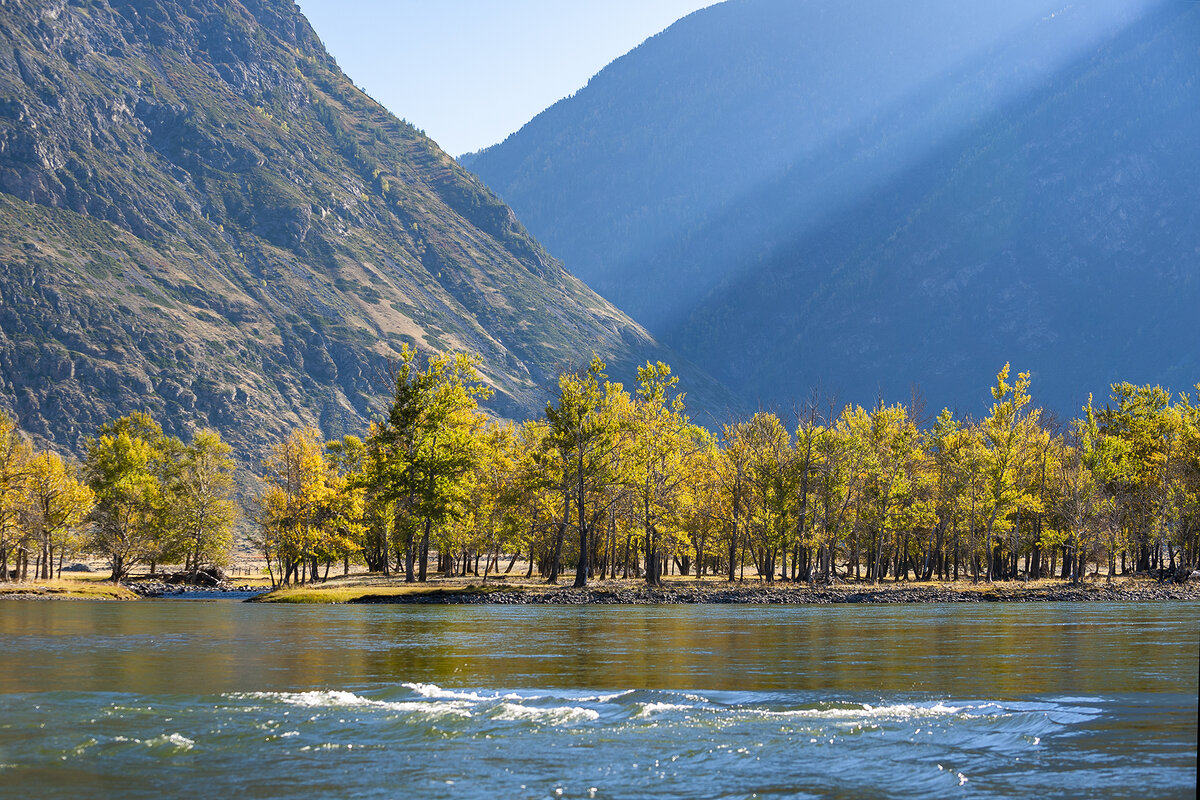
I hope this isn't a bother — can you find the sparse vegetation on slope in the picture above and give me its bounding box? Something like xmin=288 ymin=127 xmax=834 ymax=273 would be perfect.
xmin=0 ymin=0 xmax=719 ymax=469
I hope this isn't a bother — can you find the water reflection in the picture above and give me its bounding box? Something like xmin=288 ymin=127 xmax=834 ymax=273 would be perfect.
xmin=1 ymin=602 xmax=1195 ymax=697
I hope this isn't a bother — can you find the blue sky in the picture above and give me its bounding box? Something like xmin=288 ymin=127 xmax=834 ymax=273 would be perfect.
xmin=296 ymin=0 xmax=720 ymax=157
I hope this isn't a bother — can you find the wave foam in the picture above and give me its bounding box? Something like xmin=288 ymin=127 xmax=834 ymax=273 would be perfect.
xmin=493 ymin=703 xmax=600 ymax=725
xmin=634 ymin=702 xmax=694 ymax=718
xmin=234 ymin=691 xmax=473 ymax=718
xmin=145 ymin=733 xmax=194 ymax=751
xmin=757 ymin=702 xmax=966 ymax=720
xmin=576 ymin=690 xmax=635 ymax=703
xmin=402 ymin=683 xmax=523 ymax=702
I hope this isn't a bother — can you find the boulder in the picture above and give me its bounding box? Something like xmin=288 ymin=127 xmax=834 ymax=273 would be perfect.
xmin=1172 ymin=566 xmax=1200 ymax=584
xmin=164 ymin=567 xmax=224 ymax=587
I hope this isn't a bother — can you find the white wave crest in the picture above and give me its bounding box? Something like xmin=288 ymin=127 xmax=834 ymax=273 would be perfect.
xmin=145 ymin=733 xmax=194 ymax=751
xmin=757 ymin=702 xmax=966 ymax=720
xmin=234 ymin=691 xmax=473 ymax=718
xmin=634 ymin=702 xmax=694 ymax=718
xmin=391 ymin=701 xmax=474 ymax=718
xmin=576 ymin=690 xmax=635 ymax=703
xmin=402 ymin=683 xmax=522 ymax=702
xmin=492 ymin=702 xmax=600 ymax=725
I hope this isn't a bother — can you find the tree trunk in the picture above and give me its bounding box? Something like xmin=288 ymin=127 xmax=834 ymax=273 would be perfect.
xmin=403 ymin=520 xmax=417 ymax=583
xmin=418 ymin=517 xmax=432 ymax=582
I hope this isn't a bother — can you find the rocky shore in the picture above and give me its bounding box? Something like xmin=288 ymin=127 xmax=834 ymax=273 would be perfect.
xmin=351 ymin=581 xmax=1200 ymax=605
xmin=125 ymin=580 xmax=266 ymax=598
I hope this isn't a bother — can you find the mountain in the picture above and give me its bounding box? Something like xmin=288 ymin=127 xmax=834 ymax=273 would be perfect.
xmin=0 ymin=0 xmax=729 ymax=465
xmin=464 ymin=0 xmax=1200 ymax=413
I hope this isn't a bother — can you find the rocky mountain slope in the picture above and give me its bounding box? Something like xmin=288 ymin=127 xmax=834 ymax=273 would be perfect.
xmin=465 ymin=0 xmax=1200 ymax=412
xmin=0 ymin=0 xmax=726 ymax=464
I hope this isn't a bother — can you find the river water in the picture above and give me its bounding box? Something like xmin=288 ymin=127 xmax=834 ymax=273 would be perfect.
xmin=0 ymin=601 xmax=1195 ymax=799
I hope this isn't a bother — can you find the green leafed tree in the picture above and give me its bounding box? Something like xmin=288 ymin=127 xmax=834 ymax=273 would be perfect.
xmin=372 ymin=345 xmax=491 ymax=582
xmin=84 ymin=413 xmax=169 ymax=582
xmin=979 ymin=365 xmax=1041 ymax=582
xmin=171 ymin=429 xmax=238 ymax=578
xmin=544 ymin=355 xmax=621 ymax=587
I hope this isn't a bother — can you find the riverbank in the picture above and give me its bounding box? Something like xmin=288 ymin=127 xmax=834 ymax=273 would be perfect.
xmin=6 ymin=573 xmax=1196 ymax=604
xmin=250 ymin=574 xmax=1200 ymax=604
xmin=124 ymin=579 xmax=268 ymax=598
xmin=0 ymin=578 xmax=139 ymax=601
xmin=0 ymin=572 xmax=270 ymax=601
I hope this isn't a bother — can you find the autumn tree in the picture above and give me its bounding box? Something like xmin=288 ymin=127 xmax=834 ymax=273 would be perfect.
xmin=372 ymin=346 xmax=491 ymax=582
xmin=544 ymin=355 xmax=621 ymax=587
xmin=979 ymin=365 xmax=1041 ymax=581
xmin=717 ymin=420 xmax=755 ymax=581
xmin=257 ymin=427 xmax=331 ymax=585
xmin=0 ymin=412 xmax=33 ymax=581
xmin=676 ymin=427 xmax=724 ymax=580
xmin=625 ymin=362 xmax=693 ymax=586
xmin=741 ymin=411 xmax=794 ymax=583
xmin=84 ymin=413 xmax=171 ymax=582
xmin=23 ymin=450 xmax=94 ymax=579
xmin=1096 ymin=383 xmax=1187 ymax=579
xmin=170 ymin=429 xmax=237 ymax=577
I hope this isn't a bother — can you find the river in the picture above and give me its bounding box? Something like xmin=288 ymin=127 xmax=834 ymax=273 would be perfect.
xmin=0 ymin=600 xmax=1196 ymax=798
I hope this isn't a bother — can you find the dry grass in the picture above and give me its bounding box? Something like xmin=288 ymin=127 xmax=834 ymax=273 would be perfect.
xmin=0 ymin=578 xmax=140 ymax=601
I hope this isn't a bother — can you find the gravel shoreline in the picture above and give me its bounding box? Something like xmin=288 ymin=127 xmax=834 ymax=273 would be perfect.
xmin=351 ymin=582 xmax=1200 ymax=605
xmin=124 ymin=581 xmax=266 ymax=598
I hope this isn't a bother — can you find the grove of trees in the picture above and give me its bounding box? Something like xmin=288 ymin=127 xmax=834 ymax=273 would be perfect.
xmin=254 ymin=352 xmax=1200 ymax=588
xmin=3 ymin=354 xmax=1196 ymax=590
xmin=0 ymin=411 xmax=237 ymax=582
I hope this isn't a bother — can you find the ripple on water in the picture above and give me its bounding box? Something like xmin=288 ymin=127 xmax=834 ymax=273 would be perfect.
xmin=2 ymin=684 xmax=1188 ymax=800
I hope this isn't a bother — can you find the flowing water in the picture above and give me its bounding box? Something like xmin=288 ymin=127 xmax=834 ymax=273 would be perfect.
xmin=0 ymin=600 xmax=1195 ymax=799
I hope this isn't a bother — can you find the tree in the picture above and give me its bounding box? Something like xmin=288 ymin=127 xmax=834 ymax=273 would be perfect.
xmin=625 ymin=362 xmax=693 ymax=586
xmin=544 ymin=355 xmax=620 ymax=587
xmin=839 ymin=403 xmax=929 ymax=583
xmin=1178 ymin=388 xmax=1200 ymax=572
xmin=927 ymin=409 xmax=973 ymax=580
xmin=326 ymin=434 xmax=370 ymax=575
xmin=1097 ymin=383 xmax=1186 ymax=579
xmin=510 ymin=420 xmax=562 ymax=579
xmin=1057 ymin=419 xmax=1105 ymax=585
xmin=172 ymin=429 xmax=237 ymax=577
xmin=741 ymin=411 xmax=793 ymax=583
xmin=0 ymin=412 xmax=32 ymax=581
xmin=676 ymin=427 xmax=724 ymax=580
xmin=257 ymin=427 xmax=332 ymax=585
xmin=372 ymin=346 xmax=491 ymax=582
xmin=84 ymin=413 xmax=170 ymax=582
xmin=717 ymin=420 xmax=755 ymax=581
xmin=470 ymin=422 xmax=525 ymax=581
xmin=23 ymin=451 xmax=94 ymax=580
xmin=979 ymin=365 xmax=1041 ymax=582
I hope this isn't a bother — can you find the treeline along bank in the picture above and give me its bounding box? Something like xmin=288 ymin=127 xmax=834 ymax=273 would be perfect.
xmin=3 ymin=350 xmax=1198 ymax=589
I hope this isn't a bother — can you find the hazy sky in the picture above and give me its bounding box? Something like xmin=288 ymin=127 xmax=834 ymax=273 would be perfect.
xmin=296 ymin=1 xmax=721 ymax=157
